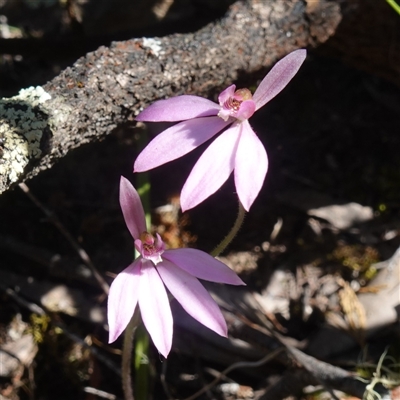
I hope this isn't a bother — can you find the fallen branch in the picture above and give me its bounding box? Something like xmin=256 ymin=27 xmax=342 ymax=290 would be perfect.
xmin=0 ymin=0 xmax=341 ymax=195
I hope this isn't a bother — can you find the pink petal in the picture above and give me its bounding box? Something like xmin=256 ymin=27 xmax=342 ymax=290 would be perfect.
xmin=217 ymin=107 xmax=232 ymax=122
xmin=134 ymin=116 xmax=230 ymax=172
xmin=119 ymin=176 xmax=147 ymax=239
xmin=235 ymin=100 xmax=256 ymax=120
xmin=180 ymin=124 xmax=241 ymax=211
xmin=136 ymin=96 xmax=220 ymax=122
xmin=234 ymin=120 xmax=268 ymax=211
xmin=163 ymin=248 xmax=245 ymax=285
xmin=157 ymin=260 xmax=228 ymax=337
xmin=107 ymin=260 xmax=141 ymax=343
xmin=138 ymin=260 xmax=173 ymax=358
xmin=218 ymin=84 xmax=236 ymax=105
xmin=253 ymin=49 xmax=306 ymax=110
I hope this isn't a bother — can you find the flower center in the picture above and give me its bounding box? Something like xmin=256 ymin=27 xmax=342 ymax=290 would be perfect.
xmin=223 ymin=97 xmax=241 ymax=112
xmin=223 ymin=89 xmax=252 ymax=111
xmin=136 ymin=231 xmax=165 ymax=264
xmin=218 ymin=88 xmax=255 ymax=122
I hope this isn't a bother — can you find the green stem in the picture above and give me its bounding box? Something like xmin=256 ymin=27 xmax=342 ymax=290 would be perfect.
xmin=120 ymin=128 xmax=152 ymax=400
xmin=136 ymin=128 xmax=151 ymax=228
xmin=386 ymin=0 xmax=400 ymax=15
xmin=134 ymin=324 xmax=150 ymax=400
xmin=133 ymin=127 xmax=151 ymax=400
xmin=122 ymin=310 xmax=140 ymax=400
xmin=211 ymin=201 xmax=246 ymax=257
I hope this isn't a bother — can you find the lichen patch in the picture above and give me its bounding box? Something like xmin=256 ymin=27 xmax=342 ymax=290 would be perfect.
xmin=141 ymin=38 xmax=164 ymax=57
xmin=0 ymin=86 xmax=51 ymax=188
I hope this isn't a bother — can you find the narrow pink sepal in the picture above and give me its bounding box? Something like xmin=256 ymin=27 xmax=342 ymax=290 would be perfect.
xmin=163 ymin=248 xmax=245 ymax=285
xmin=157 ymin=260 xmax=228 ymax=337
xmin=134 ymin=116 xmax=230 ymax=172
xmin=138 ymin=260 xmax=173 ymax=358
xmin=119 ymin=176 xmax=147 ymax=239
xmin=107 ymin=260 xmax=141 ymax=343
xmin=234 ymin=120 xmax=268 ymax=211
xmin=136 ymin=95 xmax=220 ymax=122
xmin=180 ymin=124 xmax=240 ymax=211
xmin=253 ymin=49 xmax=307 ymax=111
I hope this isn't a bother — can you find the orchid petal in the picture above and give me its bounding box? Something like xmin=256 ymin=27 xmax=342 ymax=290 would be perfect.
xmin=158 ymin=260 xmax=227 ymax=337
xmin=136 ymin=96 xmax=220 ymax=122
xmin=138 ymin=260 xmax=173 ymax=358
xmin=253 ymin=49 xmax=306 ymax=110
xmin=119 ymin=177 xmax=147 ymax=239
xmin=180 ymin=124 xmax=241 ymax=211
xmin=234 ymin=120 xmax=268 ymax=211
xmin=107 ymin=259 xmax=141 ymax=343
xmin=163 ymin=248 xmax=245 ymax=285
xmin=134 ymin=116 xmax=230 ymax=172
xmin=235 ymin=100 xmax=256 ymax=121
xmin=218 ymin=84 xmax=236 ymax=105
xmin=217 ymin=108 xmax=232 ymax=122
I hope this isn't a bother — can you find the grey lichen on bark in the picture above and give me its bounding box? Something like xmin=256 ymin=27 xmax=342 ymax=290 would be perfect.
xmin=0 ymin=0 xmax=342 ymax=195
xmin=0 ymin=87 xmax=52 ymax=188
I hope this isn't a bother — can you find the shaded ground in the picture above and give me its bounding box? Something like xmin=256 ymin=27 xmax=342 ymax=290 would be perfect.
xmin=1 ymin=1 xmax=400 ymax=399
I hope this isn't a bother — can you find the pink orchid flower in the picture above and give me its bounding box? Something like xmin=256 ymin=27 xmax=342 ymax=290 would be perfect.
xmin=107 ymin=176 xmax=245 ymax=358
xmin=134 ymin=49 xmax=306 ymax=212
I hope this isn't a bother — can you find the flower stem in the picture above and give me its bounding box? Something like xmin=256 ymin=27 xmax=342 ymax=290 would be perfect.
xmin=386 ymin=0 xmax=400 ymax=15
xmin=133 ymin=126 xmax=151 ymax=400
xmin=136 ymin=127 xmax=151 ymax=228
xmin=134 ymin=324 xmax=150 ymax=400
xmin=211 ymin=201 xmax=246 ymax=257
xmin=122 ymin=310 xmax=140 ymax=400
xmin=121 ymin=126 xmax=152 ymax=400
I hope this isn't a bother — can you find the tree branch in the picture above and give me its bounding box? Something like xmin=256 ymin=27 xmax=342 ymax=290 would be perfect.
xmin=0 ymin=0 xmax=341 ymax=195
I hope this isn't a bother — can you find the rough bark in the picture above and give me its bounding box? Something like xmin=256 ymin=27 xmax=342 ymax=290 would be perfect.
xmin=0 ymin=0 xmax=341 ymax=195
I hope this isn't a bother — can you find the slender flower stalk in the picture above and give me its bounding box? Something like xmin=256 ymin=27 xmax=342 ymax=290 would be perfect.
xmin=121 ymin=310 xmax=139 ymax=400
xmin=132 ymin=126 xmax=151 ymax=400
xmin=211 ymin=201 xmax=246 ymax=257
xmin=386 ymin=0 xmax=400 ymax=15
xmin=133 ymin=324 xmax=149 ymax=400
xmin=134 ymin=49 xmax=307 ymax=212
xmin=108 ymin=176 xmax=245 ymax=358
